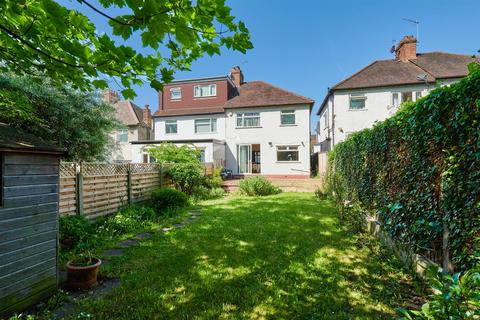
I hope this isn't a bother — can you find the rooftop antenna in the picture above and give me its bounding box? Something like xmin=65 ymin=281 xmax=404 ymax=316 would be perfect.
xmin=403 ymin=18 xmax=420 ymax=43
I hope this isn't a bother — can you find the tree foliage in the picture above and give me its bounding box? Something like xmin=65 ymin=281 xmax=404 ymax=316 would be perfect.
xmin=147 ymin=143 xmax=204 ymax=194
xmin=0 ymin=0 xmax=253 ymax=99
xmin=327 ymin=68 xmax=480 ymax=270
xmin=0 ymin=74 xmax=119 ymax=161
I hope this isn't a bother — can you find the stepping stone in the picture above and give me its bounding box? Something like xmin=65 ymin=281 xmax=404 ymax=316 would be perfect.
xmin=172 ymin=223 xmax=183 ymax=228
xmin=135 ymin=232 xmax=152 ymax=240
xmin=53 ymin=302 xmax=76 ymax=319
xmin=161 ymin=227 xmax=172 ymax=232
xmin=118 ymin=239 xmax=138 ymax=248
xmin=95 ymin=278 xmax=121 ymax=296
xmin=102 ymin=248 xmax=124 ymax=257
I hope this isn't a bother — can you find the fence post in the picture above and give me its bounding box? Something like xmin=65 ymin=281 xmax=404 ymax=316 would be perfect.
xmin=159 ymin=163 xmax=163 ymax=188
xmin=76 ymin=162 xmax=84 ymax=215
xmin=127 ymin=163 xmax=133 ymax=204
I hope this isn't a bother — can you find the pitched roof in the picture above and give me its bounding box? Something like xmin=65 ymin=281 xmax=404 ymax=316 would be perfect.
xmin=224 ymin=81 xmax=314 ymax=109
xmin=114 ymin=101 xmax=144 ymax=126
xmin=317 ymin=52 xmax=478 ymax=114
xmin=332 ymin=52 xmax=476 ymax=91
xmin=0 ymin=123 xmax=63 ymax=153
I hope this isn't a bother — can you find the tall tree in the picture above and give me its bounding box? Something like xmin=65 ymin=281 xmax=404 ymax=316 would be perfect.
xmin=0 ymin=0 xmax=252 ymax=98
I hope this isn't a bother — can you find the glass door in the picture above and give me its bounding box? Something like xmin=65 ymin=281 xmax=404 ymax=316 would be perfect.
xmin=238 ymin=144 xmax=251 ymax=174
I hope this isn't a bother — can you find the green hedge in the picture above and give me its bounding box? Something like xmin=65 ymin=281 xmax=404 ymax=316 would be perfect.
xmin=327 ymin=68 xmax=480 ymax=270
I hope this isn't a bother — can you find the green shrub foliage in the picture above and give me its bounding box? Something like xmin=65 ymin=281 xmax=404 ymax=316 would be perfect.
xmin=327 ymin=70 xmax=480 ymax=270
xmin=151 ymin=188 xmax=189 ymax=211
xmin=397 ymin=267 xmax=480 ymax=319
xmin=238 ymin=177 xmax=282 ymax=196
xmin=59 ymin=215 xmax=93 ymax=250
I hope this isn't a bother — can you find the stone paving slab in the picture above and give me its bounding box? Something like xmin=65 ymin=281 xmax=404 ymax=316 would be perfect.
xmin=118 ymin=239 xmax=139 ymax=248
xmin=135 ymin=232 xmax=152 ymax=240
xmin=102 ymin=248 xmax=124 ymax=257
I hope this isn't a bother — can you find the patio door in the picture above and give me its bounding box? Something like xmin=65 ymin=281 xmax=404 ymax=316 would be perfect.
xmin=238 ymin=144 xmax=251 ymax=174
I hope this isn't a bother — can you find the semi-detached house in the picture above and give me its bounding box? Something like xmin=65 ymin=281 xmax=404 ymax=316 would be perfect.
xmin=132 ymin=67 xmax=314 ymax=177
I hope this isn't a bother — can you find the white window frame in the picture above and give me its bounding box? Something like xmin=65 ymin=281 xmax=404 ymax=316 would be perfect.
xmin=276 ymin=145 xmax=300 ymax=162
xmin=194 ymin=118 xmax=217 ymax=134
xmin=349 ymin=94 xmax=366 ymax=110
xmin=165 ymin=120 xmax=177 ymax=134
xmin=170 ymin=87 xmax=181 ymax=100
xmin=236 ymin=112 xmax=260 ymax=128
xmin=117 ymin=129 xmax=128 ymax=143
xmin=280 ymin=110 xmax=296 ymax=125
xmin=197 ymin=148 xmax=206 ymax=163
xmin=392 ymin=92 xmax=400 ymax=107
xmin=194 ymin=84 xmax=217 ymax=98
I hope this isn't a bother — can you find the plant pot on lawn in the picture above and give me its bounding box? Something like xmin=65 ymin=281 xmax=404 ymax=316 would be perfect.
xmin=66 ymin=257 xmax=102 ymax=289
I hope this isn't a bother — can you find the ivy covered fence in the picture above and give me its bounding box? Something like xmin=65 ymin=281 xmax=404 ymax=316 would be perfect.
xmin=327 ymin=66 xmax=480 ymax=271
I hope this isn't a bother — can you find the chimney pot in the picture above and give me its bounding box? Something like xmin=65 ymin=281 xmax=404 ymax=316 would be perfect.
xmin=230 ymin=66 xmax=244 ymax=87
xmin=395 ymin=35 xmax=417 ymax=62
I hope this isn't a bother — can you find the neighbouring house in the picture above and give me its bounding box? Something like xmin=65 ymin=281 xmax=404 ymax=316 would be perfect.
xmin=132 ymin=67 xmax=314 ymax=177
xmin=102 ymin=90 xmax=154 ymax=162
xmin=316 ymin=35 xmax=478 ymax=152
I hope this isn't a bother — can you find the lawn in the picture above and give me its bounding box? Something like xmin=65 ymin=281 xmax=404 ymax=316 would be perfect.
xmin=68 ymin=193 xmax=419 ymax=319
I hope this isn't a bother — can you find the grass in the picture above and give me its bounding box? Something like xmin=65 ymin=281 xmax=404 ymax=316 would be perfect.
xmin=64 ymin=193 xmax=422 ymax=319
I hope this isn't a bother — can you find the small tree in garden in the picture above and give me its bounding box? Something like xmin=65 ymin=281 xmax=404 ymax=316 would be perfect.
xmin=0 ymin=74 xmax=119 ymax=161
xmin=147 ymin=143 xmax=203 ymax=195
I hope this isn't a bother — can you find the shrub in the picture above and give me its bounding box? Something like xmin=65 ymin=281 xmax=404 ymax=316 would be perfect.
xmin=314 ymin=187 xmax=328 ymax=200
xmin=105 ymin=205 xmax=157 ymax=234
xmin=193 ymin=185 xmax=225 ymax=200
xmin=397 ymin=267 xmax=480 ymax=319
xmin=204 ymin=167 xmax=224 ymax=189
xmin=59 ymin=215 xmax=93 ymax=250
xmin=150 ymin=188 xmax=189 ymax=211
xmin=147 ymin=143 xmax=204 ymax=194
xmin=238 ymin=177 xmax=281 ymax=196
xmin=326 ymin=69 xmax=480 ymax=270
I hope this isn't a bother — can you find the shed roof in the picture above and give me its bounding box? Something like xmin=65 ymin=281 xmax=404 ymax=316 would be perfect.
xmin=0 ymin=123 xmax=64 ymax=154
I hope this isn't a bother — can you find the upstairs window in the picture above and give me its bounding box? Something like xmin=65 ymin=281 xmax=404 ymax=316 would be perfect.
xmin=402 ymin=91 xmax=413 ymax=103
xmin=415 ymin=91 xmax=422 ymax=100
xmin=194 ymin=84 xmax=216 ymax=98
xmin=170 ymin=88 xmax=181 ymax=100
xmin=276 ymin=145 xmax=299 ymax=162
xmin=195 ymin=118 xmax=217 ymax=133
xmin=237 ymin=112 xmax=260 ymax=127
xmin=117 ymin=129 xmax=128 ymax=142
xmin=392 ymin=91 xmax=422 ymax=107
xmin=392 ymin=92 xmax=400 ymax=107
xmin=280 ymin=110 xmax=295 ymax=125
xmin=349 ymin=94 xmax=366 ymax=110
xmin=165 ymin=120 xmax=177 ymax=134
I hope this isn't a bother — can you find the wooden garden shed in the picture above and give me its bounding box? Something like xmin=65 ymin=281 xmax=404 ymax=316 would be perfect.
xmin=0 ymin=124 xmax=63 ymax=317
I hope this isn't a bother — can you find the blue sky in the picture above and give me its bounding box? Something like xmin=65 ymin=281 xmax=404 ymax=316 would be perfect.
xmin=67 ymin=0 xmax=480 ymax=129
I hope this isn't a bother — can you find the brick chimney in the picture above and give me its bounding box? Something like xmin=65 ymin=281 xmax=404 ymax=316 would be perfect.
xmin=395 ymin=35 xmax=417 ymax=62
xmin=101 ymin=89 xmax=120 ymax=104
xmin=230 ymin=66 xmax=244 ymax=87
xmin=143 ymin=104 xmax=152 ymax=127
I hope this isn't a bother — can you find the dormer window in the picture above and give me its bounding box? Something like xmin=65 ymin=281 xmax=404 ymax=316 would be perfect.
xmin=194 ymin=84 xmax=216 ymax=98
xmin=170 ymin=87 xmax=181 ymax=100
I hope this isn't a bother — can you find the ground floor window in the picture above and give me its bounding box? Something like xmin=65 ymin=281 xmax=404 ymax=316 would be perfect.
xmin=197 ymin=148 xmax=206 ymax=163
xmin=276 ymin=145 xmax=299 ymax=162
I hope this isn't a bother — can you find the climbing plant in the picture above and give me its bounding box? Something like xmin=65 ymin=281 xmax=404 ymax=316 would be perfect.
xmin=327 ymin=65 xmax=480 ymax=271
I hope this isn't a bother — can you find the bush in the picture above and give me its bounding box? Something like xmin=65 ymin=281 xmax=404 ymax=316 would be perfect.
xmin=397 ymin=267 xmax=480 ymax=319
xmin=192 ymin=185 xmax=225 ymax=200
xmin=150 ymin=188 xmax=189 ymax=211
xmin=147 ymin=143 xmax=204 ymax=194
xmin=238 ymin=177 xmax=281 ymax=196
xmin=204 ymin=167 xmax=224 ymax=189
xmin=59 ymin=215 xmax=93 ymax=250
xmin=104 ymin=205 xmax=157 ymax=234
xmin=327 ymin=69 xmax=480 ymax=270
xmin=314 ymin=187 xmax=328 ymax=201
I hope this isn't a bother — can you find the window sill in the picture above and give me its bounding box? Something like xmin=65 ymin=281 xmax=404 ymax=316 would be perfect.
xmin=170 ymin=99 xmax=182 ymax=102
xmin=193 ymin=96 xmax=216 ymax=100
xmin=280 ymin=124 xmax=297 ymax=127
xmin=276 ymin=161 xmax=301 ymax=163
xmin=195 ymin=132 xmax=218 ymax=134
xmin=165 ymin=133 xmax=178 ymax=135
xmin=235 ymin=126 xmax=262 ymax=129
xmin=348 ymin=108 xmax=368 ymax=112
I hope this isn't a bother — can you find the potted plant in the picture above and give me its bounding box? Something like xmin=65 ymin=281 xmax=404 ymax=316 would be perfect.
xmin=66 ymin=250 xmax=102 ymax=289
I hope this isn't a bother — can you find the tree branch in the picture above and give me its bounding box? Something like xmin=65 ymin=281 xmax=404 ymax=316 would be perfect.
xmin=78 ymin=0 xmax=130 ymax=26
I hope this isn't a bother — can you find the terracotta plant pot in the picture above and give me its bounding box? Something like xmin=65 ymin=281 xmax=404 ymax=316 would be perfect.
xmin=66 ymin=257 xmax=102 ymax=289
